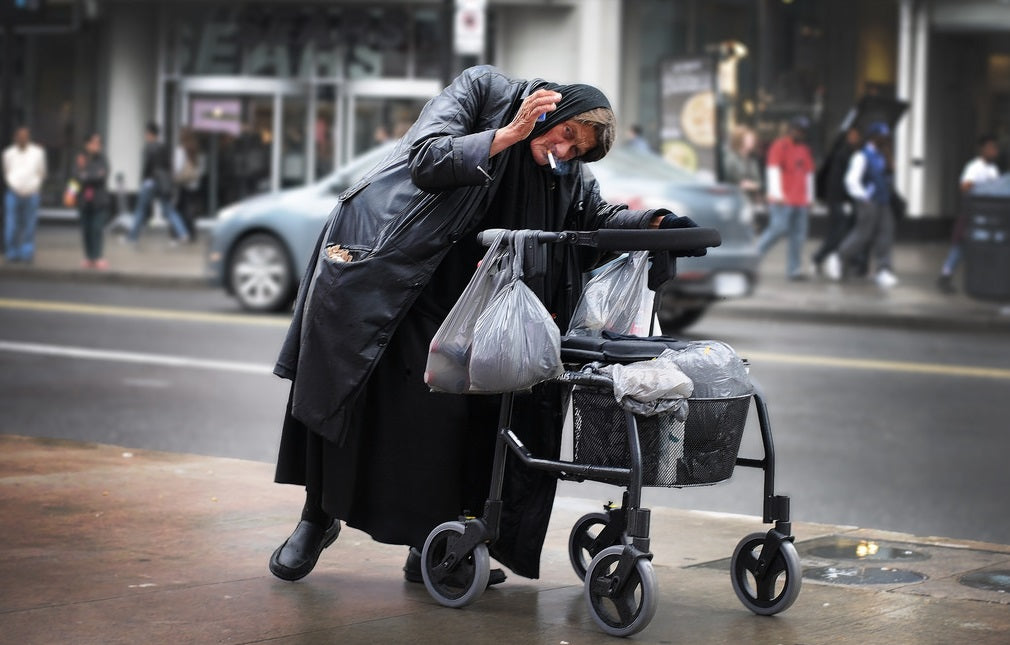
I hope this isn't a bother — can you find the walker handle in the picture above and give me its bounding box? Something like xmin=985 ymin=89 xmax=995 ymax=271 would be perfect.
xmin=477 ymin=227 xmax=722 ymax=253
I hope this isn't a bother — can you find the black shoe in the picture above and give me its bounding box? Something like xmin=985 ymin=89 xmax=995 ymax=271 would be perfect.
xmin=937 ymin=274 xmax=956 ymax=294
xmin=404 ymin=547 xmax=507 ymax=586
xmin=269 ymin=519 xmax=340 ymax=581
xmin=404 ymin=547 xmax=423 ymax=583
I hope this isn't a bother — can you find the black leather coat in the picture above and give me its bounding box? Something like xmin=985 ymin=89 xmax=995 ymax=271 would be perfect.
xmin=275 ymin=66 xmax=656 ymax=444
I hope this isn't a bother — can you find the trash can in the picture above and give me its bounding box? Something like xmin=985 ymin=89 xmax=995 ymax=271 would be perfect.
xmin=963 ymin=194 xmax=1010 ymax=301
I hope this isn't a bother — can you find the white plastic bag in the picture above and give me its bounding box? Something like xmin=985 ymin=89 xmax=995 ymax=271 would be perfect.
xmin=424 ymin=232 xmax=512 ymax=393
xmin=468 ymin=277 xmax=563 ymax=392
xmin=567 ymin=251 xmax=650 ymax=337
xmin=669 ymin=341 xmax=751 ymax=398
xmin=599 ymin=348 xmax=694 ymax=419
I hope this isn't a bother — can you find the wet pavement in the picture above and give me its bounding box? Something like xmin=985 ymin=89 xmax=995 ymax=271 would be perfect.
xmin=2 ymin=434 xmax=1009 ymax=644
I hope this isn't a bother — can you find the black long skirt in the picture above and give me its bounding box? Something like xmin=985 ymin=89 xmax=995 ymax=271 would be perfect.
xmin=274 ymin=302 xmax=502 ymax=551
xmin=275 ymin=248 xmax=565 ymax=578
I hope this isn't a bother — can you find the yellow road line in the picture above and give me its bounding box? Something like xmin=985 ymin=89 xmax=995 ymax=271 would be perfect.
xmin=742 ymin=350 xmax=1010 ymax=381
xmin=0 ymin=297 xmax=290 ymax=328
xmin=3 ymin=297 xmax=1008 ymax=381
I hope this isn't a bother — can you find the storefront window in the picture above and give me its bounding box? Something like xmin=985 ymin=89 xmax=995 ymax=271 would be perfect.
xmin=626 ymin=0 xmax=835 ymax=175
xmin=351 ymin=97 xmax=427 ymax=157
xmin=161 ymin=3 xmax=445 ymax=211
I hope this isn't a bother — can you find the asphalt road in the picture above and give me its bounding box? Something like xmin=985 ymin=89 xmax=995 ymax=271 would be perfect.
xmin=2 ymin=275 xmax=1010 ymax=546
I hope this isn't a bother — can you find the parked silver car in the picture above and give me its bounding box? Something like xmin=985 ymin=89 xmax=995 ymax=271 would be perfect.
xmin=206 ymin=142 xmax=757 ymax=331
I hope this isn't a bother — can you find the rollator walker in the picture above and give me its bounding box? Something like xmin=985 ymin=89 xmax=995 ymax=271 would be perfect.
xmin=420 ymin=226 xmax=801 ymax=638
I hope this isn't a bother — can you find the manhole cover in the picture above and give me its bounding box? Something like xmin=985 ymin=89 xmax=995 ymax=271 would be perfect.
xmin=959 ymin=570 xmax=1010 ymax=594
xmin=806 ymin=538 xmax=929 ymax=562
xmin=804 ymin=565 xmax=927 ymax=585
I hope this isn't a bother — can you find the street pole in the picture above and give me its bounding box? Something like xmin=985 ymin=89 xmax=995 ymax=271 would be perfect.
xmin=1 ymin=4 xmax=13 ymax=246
xmin=442 ymin=0 xmax=454 ymax=89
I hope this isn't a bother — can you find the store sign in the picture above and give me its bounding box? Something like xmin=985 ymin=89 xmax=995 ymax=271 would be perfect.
xmin=660 ymin=56 xmax=718 ymax=180
xmin=172 ymin=6 xmax=433 ymax=80
xmin=190 ymin=98 xmax=242 ymax=135
xmin=454 ymin=0 xmax=486 ymax=56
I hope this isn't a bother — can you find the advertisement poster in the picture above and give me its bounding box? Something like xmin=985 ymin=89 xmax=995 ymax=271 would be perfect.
xmin=190 ymin=98 xmax=242 ymax=136
xmin=660 ymin=56 xmax=718 ymax=181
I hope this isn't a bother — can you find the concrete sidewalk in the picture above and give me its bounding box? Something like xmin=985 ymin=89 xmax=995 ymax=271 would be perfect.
xmin=1 ymin=434 xmax=1009 ymax=644
xmin=3 ymin=221 xmax=1010 ymax=331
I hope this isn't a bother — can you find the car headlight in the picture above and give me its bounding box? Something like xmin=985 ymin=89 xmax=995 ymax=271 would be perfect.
xmin=216 ymin=203 xmax=242 ymax=222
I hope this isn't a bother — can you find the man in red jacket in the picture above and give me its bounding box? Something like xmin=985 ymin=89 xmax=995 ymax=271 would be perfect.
xmin=758 ymin=116 xmax=815 ymax=280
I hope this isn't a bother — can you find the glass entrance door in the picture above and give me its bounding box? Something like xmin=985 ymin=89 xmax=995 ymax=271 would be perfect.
xmin=342 ymin=79 xmax=442 ymax=163
xmin=178 ymin=78 xmax=314 ymax=215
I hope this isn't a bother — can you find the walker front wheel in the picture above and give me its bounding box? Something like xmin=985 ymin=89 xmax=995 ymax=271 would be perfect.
xmin=568 ymin=512 xmax=627 ymax=581
xmin=730 ymin=532 xmax=802 ymax=616
xmin=584 ymin=546 xmax=658 ymax=637
xmin=421 ymin=521 xmax=490 ymax=608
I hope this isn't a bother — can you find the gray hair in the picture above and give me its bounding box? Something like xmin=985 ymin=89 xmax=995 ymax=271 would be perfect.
xmin=573 ymin=107 xmax=616 ymax=162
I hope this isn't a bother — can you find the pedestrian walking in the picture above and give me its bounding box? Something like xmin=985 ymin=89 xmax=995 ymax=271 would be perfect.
xmin=3 ymin=126 xmax=46 ymax=264
xmin=124 ymin=122 xmax=190 ymax=244
xmin=173 ymin=127 xmax=204 ymax=241
xmin=722 ymin=124 xmax=763 ymax=200
xmin=838 ymin=121 xmax=899 ymax=288
xmin=267 ymin=65 xmax=702 ymax=587
xmin=937 ymin=134 xmax=1001 ymax=293
xmin=74 ymin=133 xmax=111 ymax=270
xmin=812 ymin=126 xmax=861 ymax=279
xmin=758 ymin=116 xmax=815 ymax=280
xmin=624 ymin=124 xmax=652 ymax=153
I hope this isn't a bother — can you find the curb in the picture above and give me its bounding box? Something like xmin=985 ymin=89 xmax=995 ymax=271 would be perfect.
xmin=6 ymin=263 xmax=1009 ymax=333
xmin=0 ymin=266 xmax=210 ymax=290
xmin=713 ymin=301 xmax=1010 ymax=334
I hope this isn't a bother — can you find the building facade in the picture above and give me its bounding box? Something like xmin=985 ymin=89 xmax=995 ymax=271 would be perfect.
xmin=3 ymin=0 xmax=1008 ymax=221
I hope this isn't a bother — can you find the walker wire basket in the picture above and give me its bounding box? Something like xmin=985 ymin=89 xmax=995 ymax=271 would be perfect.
xmin=571 ymin=387 xmax=751 ymax=487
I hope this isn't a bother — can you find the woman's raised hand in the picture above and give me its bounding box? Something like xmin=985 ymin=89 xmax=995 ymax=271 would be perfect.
xmin=490 ymin=89 xmax=561 ymax=157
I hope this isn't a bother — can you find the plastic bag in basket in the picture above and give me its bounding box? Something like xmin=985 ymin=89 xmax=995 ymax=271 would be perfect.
xmin=567 ymin=251 xmax=650 ymax=337
xmin=600 ymin=348 xmax=693 ymax=419
xmin=669 ymin=341 xmax=751 ymax=398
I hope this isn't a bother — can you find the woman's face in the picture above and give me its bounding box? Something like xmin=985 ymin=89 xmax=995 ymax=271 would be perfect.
xmin=529 ymin=120 xmax=598 ymax=166
xmin=86 ymin=135 xmax=101 ymax=154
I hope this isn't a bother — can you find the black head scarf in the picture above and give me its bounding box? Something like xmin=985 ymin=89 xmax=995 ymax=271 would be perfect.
xmin=527 ymin=81 xmax=614 ymax=162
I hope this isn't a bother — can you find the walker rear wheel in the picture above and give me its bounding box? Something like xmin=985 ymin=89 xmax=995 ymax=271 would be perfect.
xmin=568 ymin=512 xmax=628 ymax=581
xmin=421 ymin=521 xmax=490 ymax=608
xmin=730 ymin=532 xmax=802 ymax=615
xmin=584 ymin=546 xmax=658 ymax=637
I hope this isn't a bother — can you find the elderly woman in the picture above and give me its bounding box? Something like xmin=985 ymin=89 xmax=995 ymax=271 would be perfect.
xmin=269 ymin=66 xmax=697 ymax=584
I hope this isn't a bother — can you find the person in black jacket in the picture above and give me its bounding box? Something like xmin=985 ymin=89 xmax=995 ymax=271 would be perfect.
xmin=125 ymin=122 xmax=190 ymax=244
xmin=268 ymin=66 xmax=701 ymax=585
xmin=74 ymin=133 xmax=111 ymax=269
xmin=812 ymin=126 xmax=861 ymax=279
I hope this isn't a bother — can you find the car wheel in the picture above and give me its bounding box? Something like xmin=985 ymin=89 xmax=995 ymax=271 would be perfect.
xmin=228 ymin=233 xmax=295 ymax=312
xmin=657 ymin=304 xmax=707 ymax=335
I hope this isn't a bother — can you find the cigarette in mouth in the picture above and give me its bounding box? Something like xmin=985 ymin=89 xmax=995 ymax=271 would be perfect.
xmin=548 ymin=151 xmax=557 ymax=170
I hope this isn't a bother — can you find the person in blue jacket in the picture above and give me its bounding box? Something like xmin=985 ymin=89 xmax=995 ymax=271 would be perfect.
xmin=838 ymin=121 xmax=899 ymax=288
